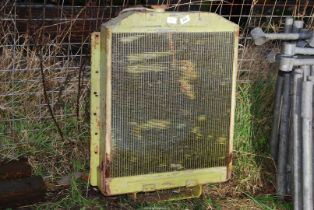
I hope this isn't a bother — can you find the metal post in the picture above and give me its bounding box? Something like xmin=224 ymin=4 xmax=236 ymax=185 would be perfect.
xmin=250 ymin=17 xmax=314 ymax=207
xmin=292 ymin=68 xmax=303 ymax=210
xmin=277 ymin=72 xmax=291 ymax=199
xmin=276 ymin=18 xmax=295 ymax=198
xmin=311 ymin=66 xmax=314 ymax=210
xmin=292 ymin=20 xmax=304 ymax=33
xmin=311 ymin=65 xmax=314 ymax=76
xmin=250 ymin=27 xmax=312 ymax=45
xmin=284 ymin=17 xmax=294 ymax=33
xmin=301 ymin=68 xmax=313 ymax=210
xmin=284 ymin=21 xmax=302 ymax=195
xmin=270 ymin=17 xmax=294 ymax=163
xmin=270 ymin=72 xmax=284 ymax=161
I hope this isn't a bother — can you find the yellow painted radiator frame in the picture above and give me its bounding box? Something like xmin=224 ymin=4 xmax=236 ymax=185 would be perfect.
xmin=90 ymin=11 xmax=239 ymax=197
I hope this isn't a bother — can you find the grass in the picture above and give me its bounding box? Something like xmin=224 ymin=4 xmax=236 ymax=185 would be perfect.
xmin=1 ymin=72 xmax=291 ymax=209
xmin=233 ymin=80 xmax=276 ymax=194
xmin=9 ymin=79 xmax=290 ymax=210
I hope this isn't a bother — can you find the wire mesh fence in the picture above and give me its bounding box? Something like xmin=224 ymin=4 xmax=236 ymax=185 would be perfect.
xmin=1 ymin=0 xmax=314 ymax=164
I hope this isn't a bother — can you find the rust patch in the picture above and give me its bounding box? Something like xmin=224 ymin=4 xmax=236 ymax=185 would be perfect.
xmin=96 ymin=117 xmax=100 ymax=128
xmin=101 ymin=152 xmax=113 ymax=195
xmin=92 ymin=32 xmax=100 ymax=49
xmin=94 ymin=144 xmax=99 ymax=154
xmin=104 ymin=178 xmax=112 ymax=195
xmin=105 ymin=152 xmax=112 ymax=162
xmin=225 ymin=153 xmax=233 ymax=165
xmin=101 ymin=152 xmax=112 ymax=193
xmin=235 ymin=29 xmax=240 ymax=38
xmin=226 ymin=153 xmax=233 ymax=179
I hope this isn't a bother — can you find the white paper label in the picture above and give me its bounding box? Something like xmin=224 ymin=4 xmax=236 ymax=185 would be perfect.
xmin=167 ymin=16 xmax=178 ymax=24
xmin=180 ymin=15 xmax=191 ymax=25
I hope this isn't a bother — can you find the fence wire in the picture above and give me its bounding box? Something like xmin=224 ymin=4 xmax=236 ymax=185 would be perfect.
xmin=1 ymin=0 xmax=314 ymax=153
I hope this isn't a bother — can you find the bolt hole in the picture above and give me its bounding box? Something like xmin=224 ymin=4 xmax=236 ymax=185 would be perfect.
xmin=93 ymin=113 xmax=97 ymax=116
xmin=95 ymin=71 xmax=99 ymax=73
xmin=95 ymin=132 xmax=98 ymax=135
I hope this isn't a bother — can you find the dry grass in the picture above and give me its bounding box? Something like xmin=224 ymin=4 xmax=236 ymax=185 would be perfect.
xmin=238 ymin=41 xmax=281 ymax=82
xmin=0 ymin=1 xmax=90 ymax=181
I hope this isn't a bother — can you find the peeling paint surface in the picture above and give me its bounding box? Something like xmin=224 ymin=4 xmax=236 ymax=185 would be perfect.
xmin=132 ymin=119 xmax=171 ymax=137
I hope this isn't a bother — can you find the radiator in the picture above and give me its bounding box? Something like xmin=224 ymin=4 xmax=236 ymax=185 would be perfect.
xmin=90 ymin=10 xmax=239 ymax=196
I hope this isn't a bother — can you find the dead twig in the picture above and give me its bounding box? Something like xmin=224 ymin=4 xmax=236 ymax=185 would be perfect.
xmin=35 ymin=36 xmax=65 ymax=142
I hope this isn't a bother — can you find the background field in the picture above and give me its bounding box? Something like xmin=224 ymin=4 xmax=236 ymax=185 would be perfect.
xmin=1 ymin=0 xmax=314 ymax=209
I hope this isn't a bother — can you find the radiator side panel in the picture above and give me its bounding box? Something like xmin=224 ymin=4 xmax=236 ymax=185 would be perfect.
xmin=90 ymin=32 xmax=101 ymax=186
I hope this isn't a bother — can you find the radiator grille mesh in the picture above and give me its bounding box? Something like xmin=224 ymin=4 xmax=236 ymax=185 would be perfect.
xmin=110 ymin=32 xmax=234 ymax=177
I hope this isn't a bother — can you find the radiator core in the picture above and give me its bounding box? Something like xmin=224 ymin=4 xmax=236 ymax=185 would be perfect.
xmin=111 ymin=32 xmax=234 ymax=177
